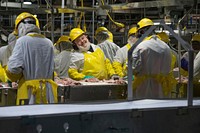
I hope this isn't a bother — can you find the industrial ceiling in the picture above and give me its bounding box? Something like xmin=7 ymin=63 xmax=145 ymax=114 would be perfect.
xmin=0 ymin=0 xmax=199 ymax=45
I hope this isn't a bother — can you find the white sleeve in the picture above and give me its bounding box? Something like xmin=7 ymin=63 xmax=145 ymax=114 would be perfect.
xmin=114 ymin=48 xmax=124 ymax=64
xmin=8 ymin=39 xmax=24 ymax=74
xmin=132 ymin=47 xmax=142 ymax=75
xmin=69 ymin=52 xmax=84 ymax=70
xmin=194 ymin=51 xmax=200 ymax=79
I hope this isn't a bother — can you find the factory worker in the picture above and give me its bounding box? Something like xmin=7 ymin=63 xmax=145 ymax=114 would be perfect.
xmin=132 ymin=18 xmax=173 ymax=98
xmin=0 ymin=32 xmax=17 ymax=84
xmin=6 ymin=12 xmax=57 ymax=105
xmin=181 ymin=34 xmax=200 ymax=72
xmin=191 ymin=34 xmax=200 ymax=81
xmin=54 ymin=35 xmax=74 ymax=78
xmin=0 ymin=31 xmax=17 ymax=68
xmin=68 ymin=28 xmax=118 ymax=81
xmin=113 ymin=26 xmax=138 ymax=78
xmin=95 ymin=27 xmax=120 ymax=63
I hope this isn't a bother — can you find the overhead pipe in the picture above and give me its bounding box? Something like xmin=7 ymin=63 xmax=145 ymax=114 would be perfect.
xmin=60 ymin=0 xmax=64 ymax=36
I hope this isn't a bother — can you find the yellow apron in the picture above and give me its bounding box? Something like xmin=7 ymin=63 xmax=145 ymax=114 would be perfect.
xmin=16 ymin=78 xmax=58 ymax=105
xmin=82 ymin=48 xmax=108 ymax=80
xmin=133 ymin=73 xmax=177 ymax=96
xmin=0 ymin=64 xmax=8 ymax=82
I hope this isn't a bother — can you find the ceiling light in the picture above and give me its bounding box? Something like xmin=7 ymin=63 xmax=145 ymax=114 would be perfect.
xmin=23 ymin=0 xmax=32 ymax=5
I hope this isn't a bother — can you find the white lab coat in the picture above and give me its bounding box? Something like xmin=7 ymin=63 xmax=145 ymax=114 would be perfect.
xmin=54 ymin=50 xmax=72 ymax=78
xmin=0 ymin=33 xmax=17 ymax=67
xmin=8 ymin=30 xmax=56 ymax=104
xmin=8 ymin=33 xmax=54 ymax=79
xmin=114 ymin=44 xmax=129 ymax=65
xmin=132 ymin=36 xmax=171 ymax=98
xmin=194 ymin=51 xmax=200 ymax=80
xmin=98 ymin=40 xmax=120 ymax=63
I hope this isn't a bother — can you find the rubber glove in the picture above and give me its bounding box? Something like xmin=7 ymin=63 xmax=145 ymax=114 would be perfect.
xmin=83 ymin=75 xmax=95 ymax=79
xmin=123 ymin=75 xmax=134 ymax=81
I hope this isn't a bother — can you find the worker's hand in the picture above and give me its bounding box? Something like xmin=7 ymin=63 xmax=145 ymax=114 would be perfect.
xmin=111 ymin=74 xmax=120 ymax=80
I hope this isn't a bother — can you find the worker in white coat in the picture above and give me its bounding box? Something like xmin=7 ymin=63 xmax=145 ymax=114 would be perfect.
xmin=194 ymin=54 xmax=200 ymax=81
xmin=95 ymin=27 xmax=120 ymax=63
xmin=0 ymin=32 xmax=17 ymax=67
xmin=68 ymin=28 xmax=118 ymax=81
xmin=182 ymin=34 xmax=200 ymax=72
xmin=6 ymin=12 xmax=57 ymax=105
xmin=113 ymin=26 xmax=138 ymax=78
xmin=132 ymin=18 xmax=173 ymax=98
xmin=0 ymin=32 xmax=17 ymax=82
xmin=54 ymin=35 xmax=74 ymax=78
xmin=191 ymin=34 xmax=200 ymax=81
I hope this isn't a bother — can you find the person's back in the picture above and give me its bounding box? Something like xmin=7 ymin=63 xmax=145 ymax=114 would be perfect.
xmin=98 ymin=40 xmax=119 ymax=62
xmin=132 ymin=36 xmax=171 ymax=98
xmin=13 ymin=34 xmax=54 ymax=80
xmin=132 ymin=18 xmax=172 ymax=99
xmin=55 ymin=50 xmax=72 ymax=78
xmin=6 ymin=12 xmax=57 ymax=105
xmin=54 ymin=36 xmax=73 ymax=78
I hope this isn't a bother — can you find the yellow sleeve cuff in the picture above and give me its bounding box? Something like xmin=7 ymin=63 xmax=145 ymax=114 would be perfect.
xmin=68 ymin=68 xmax=85 ymax=80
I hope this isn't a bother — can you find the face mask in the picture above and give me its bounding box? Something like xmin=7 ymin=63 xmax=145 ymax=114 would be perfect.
xmin=18 ymin=22 xmax=40 ymax=37
xmin=17 ymin=22 xmax=27 ymax=37
xmin=77 ymin=41 xmax=91 ymax=52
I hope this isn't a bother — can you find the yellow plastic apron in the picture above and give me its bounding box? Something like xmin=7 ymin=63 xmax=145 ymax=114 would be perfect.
xmin=17 ymin=79 xmax=58 ymax=105
xmin=82 ymin=48 xmax=108 ymax=80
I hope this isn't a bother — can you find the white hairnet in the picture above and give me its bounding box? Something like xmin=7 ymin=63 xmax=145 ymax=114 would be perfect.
xmin=17 ymin=23 xmax=40 ymax=37
xmin=55 ymin=41 xmax=73 ymax=51
xmin=95 ymin=32 xmax=109 ymax=43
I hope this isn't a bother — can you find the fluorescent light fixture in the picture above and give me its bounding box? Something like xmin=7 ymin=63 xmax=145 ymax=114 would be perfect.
xmin=23 ymin=1 xmax=32 ymax=5
xmin=154 ymin=22 xmax=172 ymax=25
xmin=154 ymin=22 xmax=160 ymax=25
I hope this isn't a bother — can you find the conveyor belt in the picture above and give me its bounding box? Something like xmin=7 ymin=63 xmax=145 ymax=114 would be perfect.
xmin=0 ymin=99 xmax=200 ymax=117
